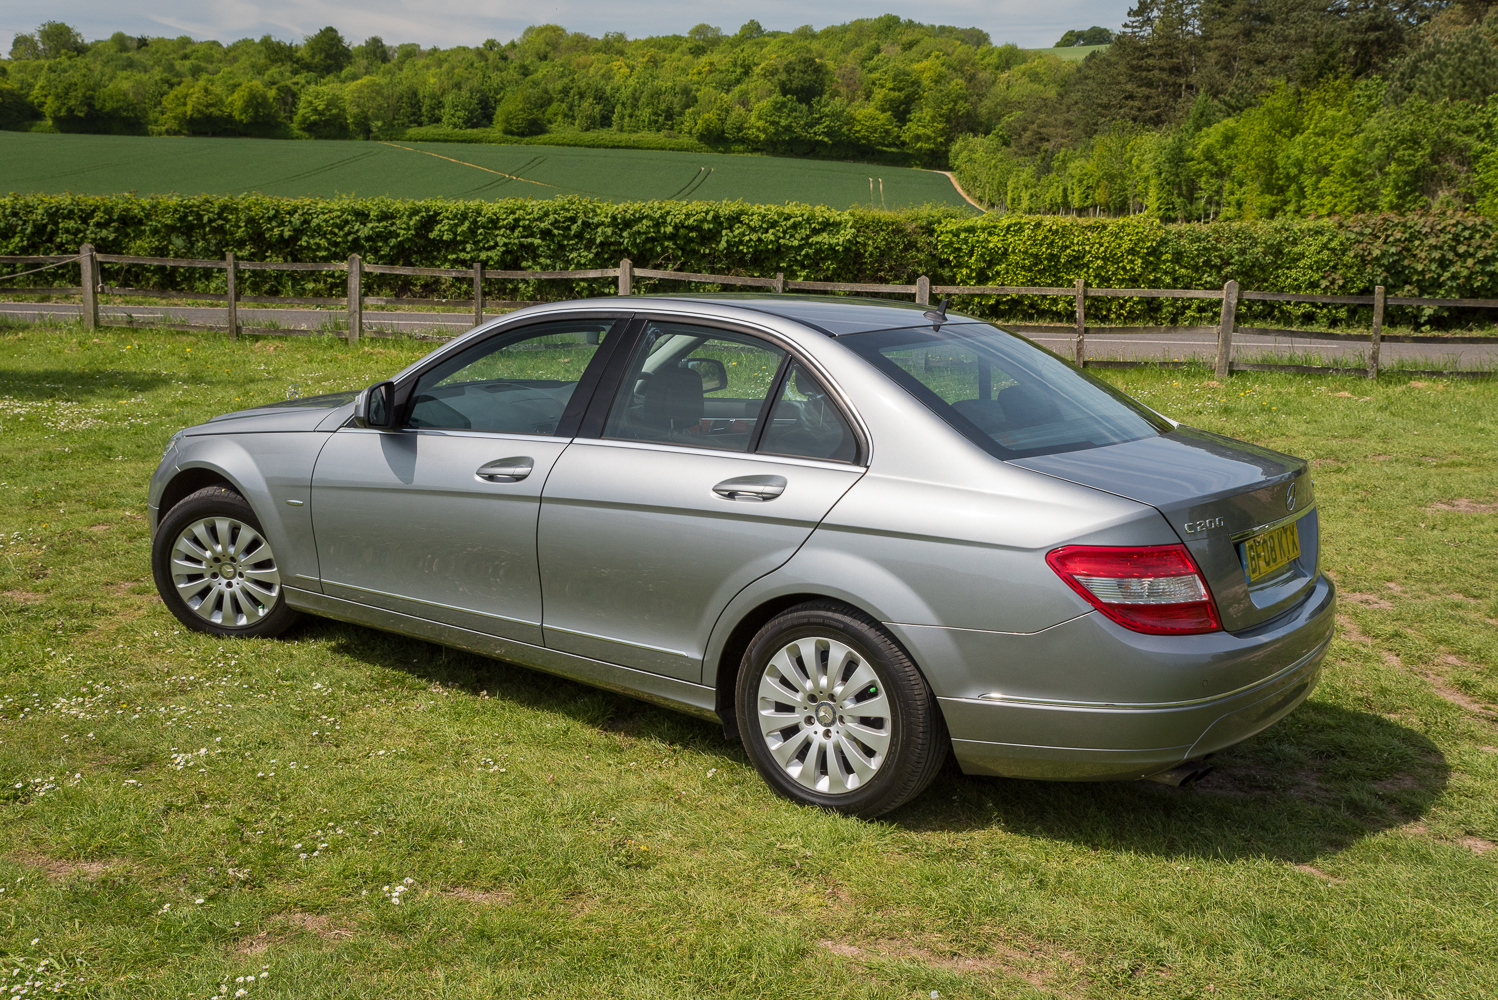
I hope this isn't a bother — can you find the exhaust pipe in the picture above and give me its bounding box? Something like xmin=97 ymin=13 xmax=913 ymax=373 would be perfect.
xmin=1144 ymin=759 xmax=1215 ymax=787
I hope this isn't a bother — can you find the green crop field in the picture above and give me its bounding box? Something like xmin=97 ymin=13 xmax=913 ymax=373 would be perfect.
xmin=0 ymin=132 xmax=973 ymax=210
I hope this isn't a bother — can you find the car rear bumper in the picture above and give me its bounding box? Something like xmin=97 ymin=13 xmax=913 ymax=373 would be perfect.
xmin=923 ymin=575 xmax=1335 ymax=781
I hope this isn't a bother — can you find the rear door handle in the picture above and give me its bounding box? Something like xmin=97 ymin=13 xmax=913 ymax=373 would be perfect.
xmin=475 ymin=457 xmax=534 ymax=483
xmin=713 ymin=475 xmax=786 ymax=502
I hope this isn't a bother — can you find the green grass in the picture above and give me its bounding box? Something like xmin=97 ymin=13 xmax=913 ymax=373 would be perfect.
xmin=0 ymin=132 xmax=971 ymax=211
xmin=0 ymin=325 xmax=1496 ymax=998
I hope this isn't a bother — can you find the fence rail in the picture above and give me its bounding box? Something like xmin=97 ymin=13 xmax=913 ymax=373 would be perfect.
xmin=0 ymin=245 xmax=1493 ymax=377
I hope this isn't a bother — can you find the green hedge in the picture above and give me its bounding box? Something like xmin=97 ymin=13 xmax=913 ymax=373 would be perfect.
xmin=2 ymin=194 xmax=1493 ymax=329
xmin=0 ymin=194 xmax=952 ymax=302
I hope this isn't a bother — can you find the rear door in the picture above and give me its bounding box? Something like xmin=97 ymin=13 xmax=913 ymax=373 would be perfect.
xmin=310 ymin=316 xmax=623 ymax=643
xmin=537 ymin=320 xmax=865 ymax=681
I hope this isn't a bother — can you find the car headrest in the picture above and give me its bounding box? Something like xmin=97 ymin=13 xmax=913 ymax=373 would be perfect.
xmin=641 ymin=365 xmax=704 ymax=431
xmin=793 ymin=364 xmax=822 ymax=398
xmin=996 ymin=383 xmax=1061 ymax=428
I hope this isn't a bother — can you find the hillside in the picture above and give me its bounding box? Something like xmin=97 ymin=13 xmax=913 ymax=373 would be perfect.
xmin=3 ymin=6 xmax=1488 ymax=221
xmin=0 ymin=131 xmax=974 ymax=209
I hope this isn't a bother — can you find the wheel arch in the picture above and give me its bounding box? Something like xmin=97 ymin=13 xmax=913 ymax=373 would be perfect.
xmin=157 ymin=466 xmax=241 ymax=526
xmin=709 ymin=589 xmax=932 ymax=743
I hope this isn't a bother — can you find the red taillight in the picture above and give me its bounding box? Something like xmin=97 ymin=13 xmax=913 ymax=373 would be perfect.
xmin=1046 ymin=544 xmax=1222 ymax=635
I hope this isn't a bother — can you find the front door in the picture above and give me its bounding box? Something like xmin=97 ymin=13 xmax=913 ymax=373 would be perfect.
xmin=538 ymin=320 xmax=865 ymax=680
xmin=310 ymin=317 xmax=620 ymax=643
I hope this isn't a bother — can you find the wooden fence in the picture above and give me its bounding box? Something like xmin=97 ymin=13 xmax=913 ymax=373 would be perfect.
xmin=1 ymin=244 xmax=1494 ymax=379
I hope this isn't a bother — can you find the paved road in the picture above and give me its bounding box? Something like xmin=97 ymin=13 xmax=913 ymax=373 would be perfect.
xmin=1017 ymin=327 xmax=1496 ymax=369
xmin=0 ymin=302 xmax=485 ymax=337
xmin=4 ymin=302 xmax=1495 ymax=369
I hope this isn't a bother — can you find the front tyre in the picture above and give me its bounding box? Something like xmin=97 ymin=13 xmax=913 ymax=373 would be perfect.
xmin=736 ymin=601 xmax=948 ymax=818
xmin=151 ymin=485 xmax=299 ymax=638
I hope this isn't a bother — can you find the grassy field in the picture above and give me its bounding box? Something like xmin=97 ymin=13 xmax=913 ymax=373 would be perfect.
xmin=1021 ymin=44 xmax=1112 ymax=62
xmin=0 ymin=322 xmax=1495 ymax=998
xmin=0 ymin=132 xmax=971 ymax=210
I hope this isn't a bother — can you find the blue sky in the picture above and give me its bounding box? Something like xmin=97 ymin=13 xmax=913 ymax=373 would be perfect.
xmin=5 ymin=2 xmax=1135 ymax=53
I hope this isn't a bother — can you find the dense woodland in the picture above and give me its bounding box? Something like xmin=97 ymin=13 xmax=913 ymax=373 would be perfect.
xmin=5 ymin=4 xmax=1498 ymax=220
xmin=0 ymin=17 xmax=1020 ymax=163
xmin=951 ymin=1 xmax=1498 ymax=219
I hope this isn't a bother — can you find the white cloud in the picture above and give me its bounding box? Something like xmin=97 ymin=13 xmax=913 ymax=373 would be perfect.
xmin=4 ymin=1 xmax=1133 ymax=52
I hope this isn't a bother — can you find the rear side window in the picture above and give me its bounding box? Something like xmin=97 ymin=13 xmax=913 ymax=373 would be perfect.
xmin=758 ymin=362 xmax=857 ymax=463
xmin=844 ymin=323 xmax=1169 ymax=459
xmin=602 ymin=322 xmax=786 ymax=452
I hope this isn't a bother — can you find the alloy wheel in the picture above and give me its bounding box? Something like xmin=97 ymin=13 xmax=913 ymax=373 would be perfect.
xmin=755 ymin=635 xmax=893 ymax=794
xmin=169 ymin=516 xmax=282 ymax=627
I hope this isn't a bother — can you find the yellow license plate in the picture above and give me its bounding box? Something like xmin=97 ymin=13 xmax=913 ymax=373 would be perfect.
xmin=1242 ymin=522 xmax=1302 ymax=581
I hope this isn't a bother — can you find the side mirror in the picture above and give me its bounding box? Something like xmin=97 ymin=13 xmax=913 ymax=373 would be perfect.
xmin=355 ymin=380 xmax=396 ymax=429
xmin=683 ymin=357 xmax=728 ymax=393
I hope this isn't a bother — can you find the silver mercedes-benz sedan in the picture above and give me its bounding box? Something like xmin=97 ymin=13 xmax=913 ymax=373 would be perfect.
xmin=149 ymin=295 xmax=1335 ymax=816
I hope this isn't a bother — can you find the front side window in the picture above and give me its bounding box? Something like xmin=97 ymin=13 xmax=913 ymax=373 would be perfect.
xmin=602 ymin=322 xmax=786 ymax=452
xmin=406 ymin=319 xmax=614 ymax=435
xmin=844 ymin=323 xmax=1170 ymax=459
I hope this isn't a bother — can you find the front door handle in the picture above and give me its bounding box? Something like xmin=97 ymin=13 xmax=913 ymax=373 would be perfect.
xmin=475 ymin=457 xmax=534 ymax=483
xmin=713 ymin=474 xmax=786 ymax=502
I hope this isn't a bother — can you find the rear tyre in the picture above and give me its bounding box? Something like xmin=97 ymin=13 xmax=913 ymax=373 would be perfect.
xmin=152 ymin=485 xmax=299 ymax=639
xmin=735 ymin=601 xmax=948 ymax=818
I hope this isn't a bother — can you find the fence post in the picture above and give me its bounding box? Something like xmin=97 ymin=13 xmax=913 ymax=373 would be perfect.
xmin=473 ymin=261 xmax=485 ymax=326
xmin=1368 ymin=284 xmax=1384 ymax=379
xmin=916 ymin=275 xmax=930 ymax=306
xmin=79 ymin=243 xmax=98 ymax=330
xmin=1214 ymin=279 xmax=1239 ymax=379
xmin=617 ymin=258 xmax=632 ymax=296
xmin=347 ymin=254 xmax=362 ymax=345
xmin=773 ymin=272 xmax=785 ymax=294
xmin=1074 ymin=278 xmax=1086 ymax=367
xmin=226 ymin=253 xmax=238 ymax=340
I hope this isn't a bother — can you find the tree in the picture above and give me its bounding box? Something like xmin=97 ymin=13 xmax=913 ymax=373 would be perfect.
xmin=29 ymin=57 xmax=100 ymax=125
xmin=494 ymin=85 xmax=548 ymax=135
xmin=354 ymin=36 xmax=391 ymax=65
xmin=96 ymin=73 xmax=166 ymax=126
xmin=35 ymin=22 xmax=87 ymax=59
xmin=764 ymin=49 xmax=831 ymax=105
xmin=344 ymin=76 xmax=388 ymax=137
xmin=745 ymin=94 xmax=812 ymax=152
xmin=1386 ymin=13 xmax=1498 ymax=104
xmin=441 ymin=90 xmax=485 ymax=129
xmin=847 ymin=105 xmax=900 ymax=149
xmin=228 ymin=80 xmax=280 ymax=126
xmin=9 ymin=34 xmax=42 ymax=60
xmin=158 ymin=79 xmax=230 ymax=134
xmin=1055 ymin=27 xmax=1116 ymax=46
xmin=293 ymin=84 xmax=349 ymax=138
xmin=301 ymin=27 xmax=352 ymax=77
xmin=260 ymin=35 xmax=297 ymax=65
xmin=0 ymin=80 xmax=37 ymax=127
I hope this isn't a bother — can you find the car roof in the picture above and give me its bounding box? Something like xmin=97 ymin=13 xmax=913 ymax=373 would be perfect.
xmin=632 ymin=293 xmax=969 ymax=336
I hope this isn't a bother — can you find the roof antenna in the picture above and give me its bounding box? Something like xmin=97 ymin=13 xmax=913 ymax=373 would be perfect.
xmin=923 ymin=296 xmax=950 ymax=330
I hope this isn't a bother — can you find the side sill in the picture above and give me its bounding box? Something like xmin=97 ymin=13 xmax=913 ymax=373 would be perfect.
xmin=283 ymin=586 xmax=720 ymax=723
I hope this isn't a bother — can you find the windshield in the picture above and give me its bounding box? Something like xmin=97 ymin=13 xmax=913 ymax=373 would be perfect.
xmin=843 ymin=322 xmax=1170 ymax=459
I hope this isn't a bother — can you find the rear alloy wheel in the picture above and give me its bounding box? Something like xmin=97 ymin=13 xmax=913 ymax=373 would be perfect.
xmin=736 ymin=602 xmax=947 ymax=818
xmin=152 ymin=485 xmax=299 ymax=638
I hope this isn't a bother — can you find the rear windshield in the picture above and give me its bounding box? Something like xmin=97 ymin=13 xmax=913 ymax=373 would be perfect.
xmin=843 ymin=322 xmax=1170 ymax=459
